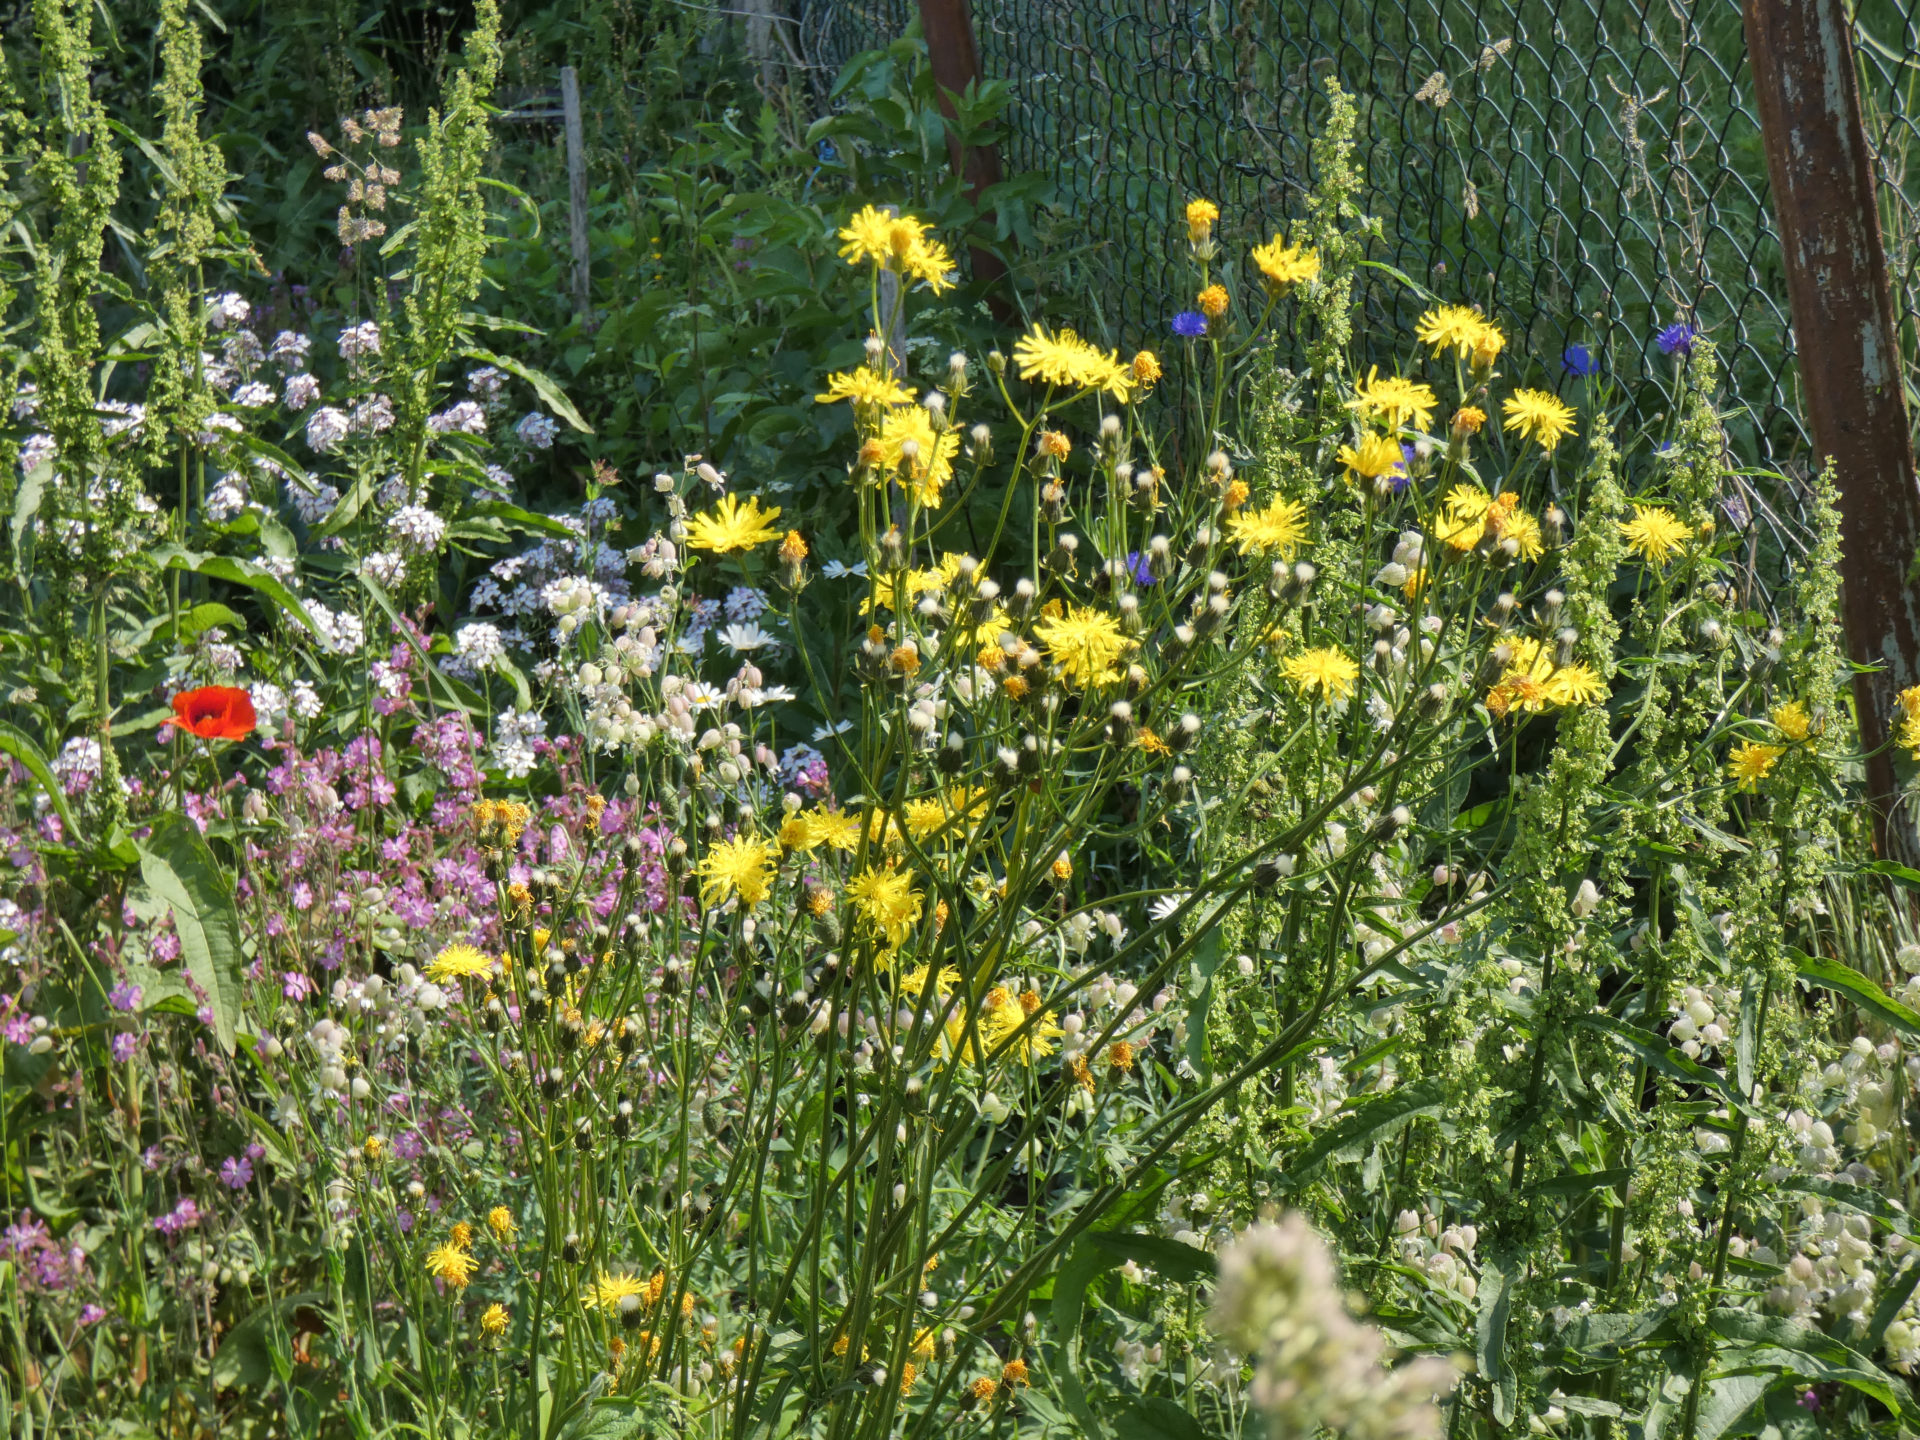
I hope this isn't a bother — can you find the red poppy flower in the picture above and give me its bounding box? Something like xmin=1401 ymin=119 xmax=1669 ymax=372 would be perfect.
xmin=170 ymin=686 xmax=257 ymax=741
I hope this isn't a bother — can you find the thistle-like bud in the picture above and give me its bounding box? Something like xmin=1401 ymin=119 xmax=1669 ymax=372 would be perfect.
xmin=573 ymin=1118 xmax=594 ymax=1152
xmin=1007 ymin=578 xmax=1036 ymax=621
xmin=1556 ymin=627 xmax=1579 ymax=668
xmin=879 ymin=525 xmax=907 ymax=572
xmin=563 ymin=1232 xmax=582 ymax=1265
xmin=1186 ymin=527 xmax=1216 ymax=569
xmin=1108 ymin=701 xmax=1135 ymax=746
xmin=937 ymin=731 xmax=967 ymax=774
xmin=1146 ymin=535 xmax=1173 ymax=580
xmin=665 ymin=837 xmax=689 ymax=876
xmin=1170 ymin=713 xmax=1201 ymax=751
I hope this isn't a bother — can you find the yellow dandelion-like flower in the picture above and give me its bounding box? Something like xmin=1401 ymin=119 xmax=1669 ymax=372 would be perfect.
xmin=902 ymin=787 xmax=990 ymax=842
xmin=836 ymin=205 xmax=954 ymax=291
xmin=1036 ymin=429 xmax=1072 ymax=460
xmin=1485 ymin=636 xmax=1605 ymax=714
xmin=1618 ymin=504 xmax=1691 ymax=565
xmin=1728 ymin=740 xmax=1785 ymax=791
xmin=1414 ymin=304 xmax=1492 ymax=359
xmin=425 ymin=1243 xmax=478 ymax=1290
xmin=1196 ymin=284 xmax=1230 ymax=319
xmin=1451 ymin=405 xmax=1487 ymax=437
xmin=1226 ymin=496 xmax=1309 ymax=557
xmin=685 ymin=494 xmax=783 ymax=554
xmin=1349 ymin=368 xmax=1438 ymax=433
xmin=984 ymin=988 xmax=1062 ymax=1064
xmin=1051 ymin=852 xmax=1073 ymax=882
xmin=1011 ymin=326 xmax=1133 ymax=400
xmin=487 ymin=1206 xmax=517 ymax=1241
xmin=426 ymin=943 xmax=492 ymax=982
xmin=1184 ymin=197 xmax=1219 ymax=242
xmin=1336 ymin=433 xmax=1406 ymax=486
xmin=815 ymin=366 xmax=914 ymax=411
xmin=847 ymin=865 xmax=923 ymax=947
xmin=1501 ymin=388 xmax=1578 ymax=453
xmin=1034 ymin=604 xmax=1135 ymax=687
xmin=588 ymin=1272 xmax=648 ymax=1313
xmin=873 ymin=406 xmax=959 ymax=509
xmin=1250 ymin=235 xmax=1320 ymax=291
xmin=1283 ymin=647 xmax=1360 ymax=701
xmin=1771 ymin=700 xmax=1812 ymax=743
xmin=779 ymin=529 xmax=807 ymax=563
xmin=1131 ymin=350 xmax=1162 ymax=388
xmin=481 ymin=1303 xmax=510 ymax=1337
xmin=696 ymin=834 xmax=775 ymax=909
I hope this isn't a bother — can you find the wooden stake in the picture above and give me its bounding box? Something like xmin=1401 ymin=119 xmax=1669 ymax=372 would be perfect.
xmin=560 ymin=66 xmax=594 ymax=332
xmin=914 ymin=0 xmax=1007 ymax=298
xmin=1746 ymin=0 xmax=1920 ymax=855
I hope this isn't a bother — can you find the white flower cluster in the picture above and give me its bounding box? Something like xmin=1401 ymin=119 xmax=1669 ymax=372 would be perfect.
xmin=490 ymin=707 xmax=546 ymax=778
xmin=305 ymin=601 xmax=367 ymax=656
xmin=1211 ymin=1213 xmax=1454 ymax=1440
xmin=515 ymin=412 xmax=558 ymax=449
xmin=1667 ymin=981 xmax=1737 ymax=1059
xmin=1393 ymin=1208 xmax=1480 ymax=1301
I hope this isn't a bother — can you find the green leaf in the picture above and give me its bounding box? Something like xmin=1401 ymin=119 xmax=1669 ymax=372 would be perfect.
xmin=554 ymin=1401 xmax=642 ymax=1440
xmin=1574 ymin=1014 xmax=1737 ymax=1100
xmin=1086 ymin=1230 xmax=1216 ymax=1282
xmin=181 ymin=603 xmax=245 ymax=638
xmin=1692 ymin=1371 xmax=1774 ymax=1440
xmin=470 ymin=500 xmax=578 ymax=538
xmin=212 ymin=1291 xmax=322 ymax=1389
xmin=1277 ymin=1078 xmax=1448 ymax=1183
xmin=462 ymin=347 xmax=593 ymax=433
xmin=357 ymin=573 xmax=483 ymax=715
xmin=139 ymin=818 xmax=244 ymax=1053
xmin=1708 ymin=1309 xmax=1920 ymax=1423
xmin=1861 ymin=859 xmax=1920 ymax=892
xmin=153 ymin=546 xmax=318 ymax=638
xmin=10 ymin=459 xmax=48 ymax=576
xmin=0 ymin=719 xmax=79 ymax=840
xmin=1792 ymin=950 xmax=1920 ymax=1036
xmin=1184 ymin=925 xmax=1225 ymax=1082
xmin=1477 ymin=1252 xmax=1519 ymax=1426
xmin=1869 ymin=1259 xmax=1920 ymax=1350
xmin=1111 ymin=1396 xmax=1213 ymax=1440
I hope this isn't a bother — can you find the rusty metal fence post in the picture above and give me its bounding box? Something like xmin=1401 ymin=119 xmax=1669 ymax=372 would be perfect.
xmin=1746 ymin=0 xmax=1920 ymax=855
xmin=914 ymin=0 xmax=1007 ymax=294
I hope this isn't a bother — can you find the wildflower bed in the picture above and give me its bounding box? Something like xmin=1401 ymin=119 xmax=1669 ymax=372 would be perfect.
xmin=4 ymin=7 xmax=1920 ymax=1440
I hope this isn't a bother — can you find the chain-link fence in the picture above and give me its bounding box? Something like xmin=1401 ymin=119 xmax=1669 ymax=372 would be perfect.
xmin=798 ymin=0 xmax=1920 ymax=597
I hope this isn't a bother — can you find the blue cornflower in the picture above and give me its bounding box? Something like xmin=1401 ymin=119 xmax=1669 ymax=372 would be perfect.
xmin=1171 ymin=311 xmax=1208 ymax=338
xmin=1126 ymin=550 xmax=1156 ymax=587
xmin=1562 ymin=344 xmax=1598 ymax=377
xmin=1655 ymin=322 xmax=1695 ymax=357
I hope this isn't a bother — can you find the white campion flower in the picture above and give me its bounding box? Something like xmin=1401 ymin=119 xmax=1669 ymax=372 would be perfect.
xmin=453 ymin=622 xmax=506 ymax=673
xmin=387 ymin=504 xmax=446 ymax=554
xmin=250 ymin=682 xmax=289 ymax=733
xmin=515 ymin=412 xmax=559 ymax=449
xmin=18 ymin=434 xmax=54 ymax=473
xmin=269 ymin=331 xmax=312 ymax=369
xmin=283 ymin=374 xmax=321 ymax=411
xmin=337 ymin=320 xmax=381 ymax=361
xmin=204 ymin=480 xmax=249 ymax=523
xmin=285 ymin=477 xmax=339 ymax=526
xmin=290 ymin=681 xmax=322 ymax=720
xmin=359 ymin=550 xmax=406 ymax=588
xmin=207 ymin=292 xmax=250 ymax=330
xmin=349 ymin=394 xmax=394 ymax=435
xmin=305 ymin=407 xmax=350 ymax=454
xmin=428 ymin=401 xmax=487 ymax=435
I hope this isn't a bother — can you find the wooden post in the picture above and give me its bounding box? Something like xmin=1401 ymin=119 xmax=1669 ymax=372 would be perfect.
xmin=1746 ymin=0 xmax=1920 ymax=856
xmin=914 ymin=0 xmax=1007 ymax=295
xmin=560 ymin=66 xmax=594 ymax=332
xmin=877 ymin=205 xmax=907 ymax=375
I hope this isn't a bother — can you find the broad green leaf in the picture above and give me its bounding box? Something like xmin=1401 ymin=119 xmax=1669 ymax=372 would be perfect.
xmin=1277 ymin=1078 xmax=1448 ymax=1183
xmin=1086 ymin=1230 xmax=1215 ymax=1282
xmin=1861 ymin=859 xmax=1920 ymax=892
xmin=1792 ymin=950 xmax=1920 ymax=1036
xmin=1574 ymin=1014 xmax=1737 ymax=1101
xmin=152 ymin=546 xmax=318 ymax=637
xmin=139 ymin=818 xmax=244 ymax=1053
xmin=462 ymin=347 xmax=593 ymax=433
xmin=1692 ymin=1371 xmax=1774 ymax=1440
xmin=1477 ymin=1251 xmax=1519 ymax=1426
xmin=1709 ymin=1309 xmax=1920 ymax=1423
xmin=1111 ymin=1396 xmax=1213 ymax=1440
xmin=0 ymin=718 xmax=78 ymax=839
xmin=212 ymin=1291 xmax=323 ymax=1389
xmin=11 ymin=459 xmax=48 ymax=575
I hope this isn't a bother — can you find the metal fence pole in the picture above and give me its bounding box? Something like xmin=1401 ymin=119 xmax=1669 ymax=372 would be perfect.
xmin=560 ymin=66 xmax=594 ymax=332
xmin=1746 ymin=0 xmax=1920 ymax=855
xmin=914 ymin=0 xmax=1007 ymax=295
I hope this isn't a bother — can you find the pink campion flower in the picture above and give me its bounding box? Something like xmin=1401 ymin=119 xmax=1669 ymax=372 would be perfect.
xmin=282 ymin=971 xmax=315 ymax=1001
xmin=111 ymin=1033 xmax=139 ymax=1063
xmin=107 ymin=983 xmax=142 ymax=1012
xmin=151 ymin=929 xmax=182 ymax=963
xmin=219 ymin=1156 xmax=253 ymax=1189
xmin=79 ymin=1304 xmax=107 ymax=1325
xmin=153 ymin=1198 xmax=201 ymax=1236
